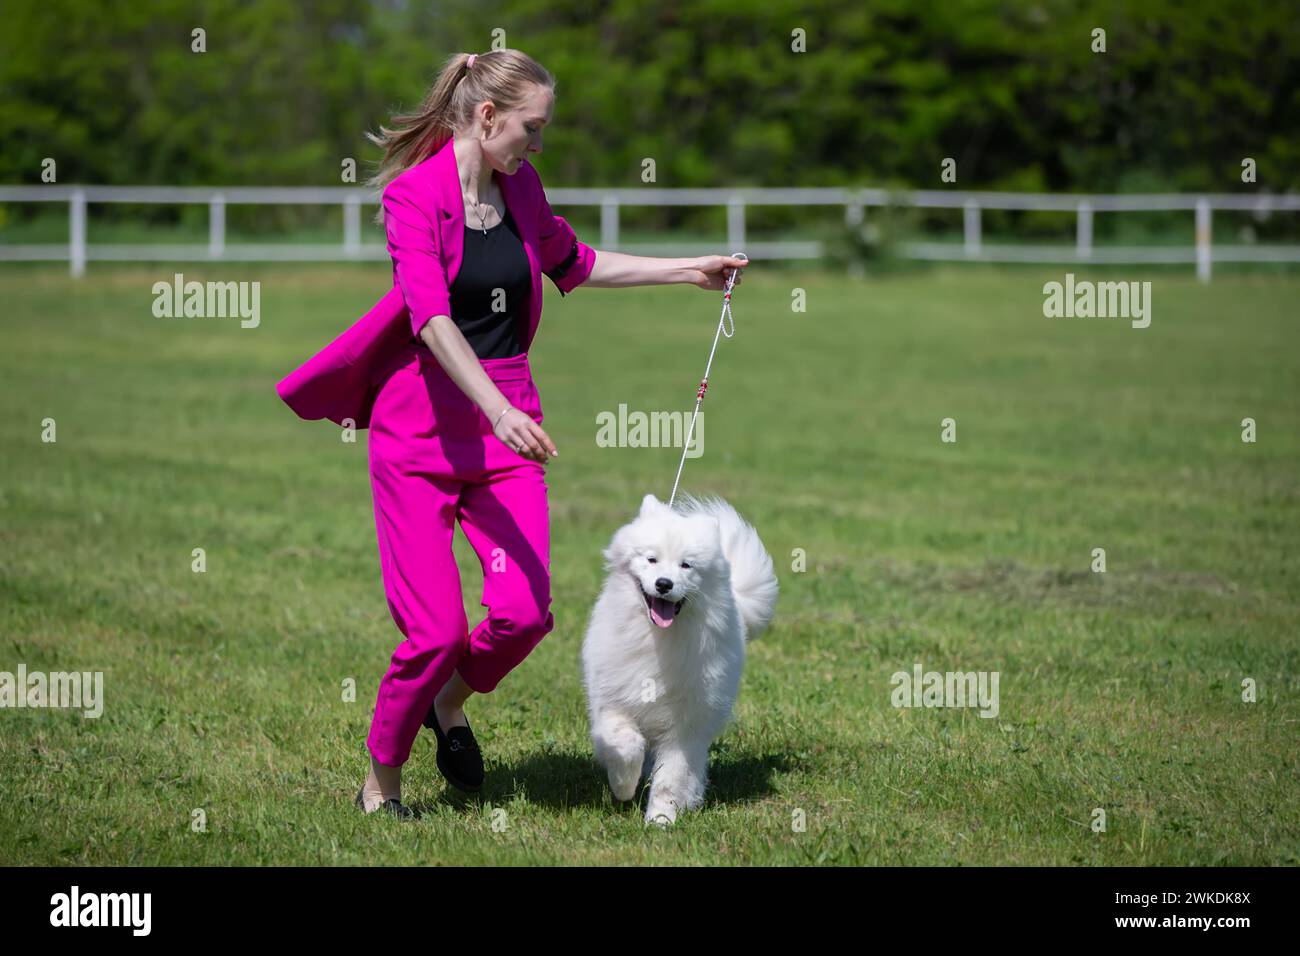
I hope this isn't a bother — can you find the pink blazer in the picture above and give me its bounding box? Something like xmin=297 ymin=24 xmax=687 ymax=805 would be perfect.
xmin=274 ymin=136 xmax=597 ymax=428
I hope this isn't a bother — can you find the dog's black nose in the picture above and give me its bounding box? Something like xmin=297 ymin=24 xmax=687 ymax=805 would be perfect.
xmin=655 ymin=577 xmax=673 ymax=594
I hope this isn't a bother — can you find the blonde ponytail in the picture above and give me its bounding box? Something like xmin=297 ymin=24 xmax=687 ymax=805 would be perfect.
xmin=365 ymin=49 xmax=555 ymax=223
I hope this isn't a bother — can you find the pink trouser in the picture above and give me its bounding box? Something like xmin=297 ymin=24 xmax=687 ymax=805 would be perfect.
xmin=365 ymin=344 xmax=554 ymax=767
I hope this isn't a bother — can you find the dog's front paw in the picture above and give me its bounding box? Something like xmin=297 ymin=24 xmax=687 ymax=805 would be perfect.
xmin=609 ymin=770 xmax=640 ymax=804
xmin=644 ymin=798 xmax=678 ymax=827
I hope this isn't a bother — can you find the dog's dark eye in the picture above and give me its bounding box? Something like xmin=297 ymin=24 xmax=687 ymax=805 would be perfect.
xmin=680 ymin=561 xmax=691 ymax=569
xmin=646 ymin=556 xmax=656 ymax=564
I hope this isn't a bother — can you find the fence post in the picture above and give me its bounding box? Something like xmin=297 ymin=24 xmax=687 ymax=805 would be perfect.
xmin=845 ymin=191 xmax=864 ymax=227
xmin=343 ymin=195 xmax=361 ymax=256
xmin=1076 ymin=201 xmax=1093 ymax=260
xmin=727 ymin=195 xmax=746 ymax=251
xmin=963 ymin=199 xmax=981 ymax=257
xmin=209 ymin=194 xmax=225 ymax=259
xmin=69 ymin=187 xmax=86 ymax=278
xmin=600 ymin=195 xmax=619 ymax=249
xmin=1195 ymin=198 xmax=1212 ymax=283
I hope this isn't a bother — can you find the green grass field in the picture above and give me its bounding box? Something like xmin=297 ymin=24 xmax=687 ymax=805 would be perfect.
xmin=1 ymin=261 xmax=1296 ymax=865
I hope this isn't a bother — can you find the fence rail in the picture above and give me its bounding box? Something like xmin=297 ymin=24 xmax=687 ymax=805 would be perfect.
xmin=2 ymin=184 xmax=1298 ymax=282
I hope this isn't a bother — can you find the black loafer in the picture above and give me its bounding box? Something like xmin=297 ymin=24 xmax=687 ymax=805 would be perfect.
xmin=354 ymin=786 xmax=413 ymax=819
xmin=426 ymin=710 xmax=484 ymax=793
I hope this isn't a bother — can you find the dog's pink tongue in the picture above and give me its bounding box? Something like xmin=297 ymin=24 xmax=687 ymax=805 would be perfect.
xmin=649 ymin=597 xmax=677 ymax=628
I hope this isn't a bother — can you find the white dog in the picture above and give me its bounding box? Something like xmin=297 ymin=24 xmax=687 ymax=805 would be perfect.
xmin=581 ymin=492 xmax=778 ymax=826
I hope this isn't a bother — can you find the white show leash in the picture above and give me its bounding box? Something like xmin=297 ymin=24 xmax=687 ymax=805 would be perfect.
xmin=667 ymin=253 xmax=747 ymax=508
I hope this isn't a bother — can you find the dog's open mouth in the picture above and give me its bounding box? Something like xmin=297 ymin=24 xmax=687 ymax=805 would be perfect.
xmin=644 ymin=593 xmax=686 ymax=629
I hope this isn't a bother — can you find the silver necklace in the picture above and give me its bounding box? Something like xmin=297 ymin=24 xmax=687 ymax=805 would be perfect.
xmin=465 ymin=187 xmax=497 ymax=236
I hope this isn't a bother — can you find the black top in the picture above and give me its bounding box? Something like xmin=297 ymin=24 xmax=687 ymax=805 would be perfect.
xmin=409 ymin=205 xmax=529 ymax=359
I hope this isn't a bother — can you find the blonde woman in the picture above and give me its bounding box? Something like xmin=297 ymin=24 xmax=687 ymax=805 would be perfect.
xmin=277 ymin=48 xmax=747 ymax=816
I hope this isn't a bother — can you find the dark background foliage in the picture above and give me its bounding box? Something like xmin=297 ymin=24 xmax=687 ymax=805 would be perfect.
xmin=1 ymin=0 xmax=1295 ymax=239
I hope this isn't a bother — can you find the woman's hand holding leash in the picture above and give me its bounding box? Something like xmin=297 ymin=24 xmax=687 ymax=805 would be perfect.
xmin=492 ymin=405 xmax=558 ymax=464
xmin=688 ymin=254 xmax=749 ymax=292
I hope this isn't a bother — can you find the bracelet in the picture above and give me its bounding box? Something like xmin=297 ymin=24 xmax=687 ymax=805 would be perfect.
xmin=493 ymin=405 xmax=513 ymax=430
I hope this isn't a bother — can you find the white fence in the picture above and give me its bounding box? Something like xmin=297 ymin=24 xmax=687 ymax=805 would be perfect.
xmin=2 ymin=184 xmax=1298 ymax=282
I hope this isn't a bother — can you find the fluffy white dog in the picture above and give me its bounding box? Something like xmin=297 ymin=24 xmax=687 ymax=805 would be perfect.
xmin=581 ymin=492 xmax=778 ymax=826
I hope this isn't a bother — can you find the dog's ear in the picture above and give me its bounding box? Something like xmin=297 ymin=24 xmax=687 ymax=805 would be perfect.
xmin=602 ymin=524 xmax=631 ymax=569
xmin=639 ymin=493 xmax=661 ymax=517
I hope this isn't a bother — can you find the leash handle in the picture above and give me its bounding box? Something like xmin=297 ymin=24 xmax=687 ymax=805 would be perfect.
xmin=669 ymin=253 xmax=747 ymax=508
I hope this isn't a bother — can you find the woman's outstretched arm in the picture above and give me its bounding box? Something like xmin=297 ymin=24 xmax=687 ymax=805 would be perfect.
xmin=585 ymin=251 xmax=748 ymax=292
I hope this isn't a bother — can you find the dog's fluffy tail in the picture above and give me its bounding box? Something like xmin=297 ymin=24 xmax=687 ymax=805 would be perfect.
xmin=673 ymin=493 xmax=778 ymax=641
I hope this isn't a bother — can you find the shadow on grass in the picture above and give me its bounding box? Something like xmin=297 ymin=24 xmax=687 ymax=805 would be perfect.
xmin=395 ymin=747 xmax=793 ymax=819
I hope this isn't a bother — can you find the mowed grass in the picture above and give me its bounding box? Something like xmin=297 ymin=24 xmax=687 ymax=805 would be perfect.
xmin=0 ymin=261 xmax=1297 ymax=865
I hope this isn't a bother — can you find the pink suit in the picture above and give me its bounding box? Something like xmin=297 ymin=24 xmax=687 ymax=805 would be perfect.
xmin=275 ymin=137 xmax=596 ymax=766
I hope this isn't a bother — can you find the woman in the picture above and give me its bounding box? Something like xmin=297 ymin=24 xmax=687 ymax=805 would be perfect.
xmin=278 ymin=48 xmax=747 ymax=817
